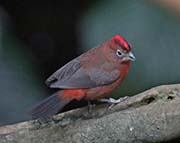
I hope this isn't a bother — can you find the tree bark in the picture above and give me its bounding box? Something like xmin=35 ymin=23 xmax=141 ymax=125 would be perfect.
xmin=0 ymin=84 xmax=180 ymax=143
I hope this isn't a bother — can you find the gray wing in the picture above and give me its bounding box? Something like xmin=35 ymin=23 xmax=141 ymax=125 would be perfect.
xmin=45 ymin=57 xmax=81 ymax=86
xmin=46 ymin=58 xmax=120 ymax=89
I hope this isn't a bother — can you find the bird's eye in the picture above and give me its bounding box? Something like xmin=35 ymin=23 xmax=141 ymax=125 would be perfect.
xmin=116 ymin=49 xmax=123 ymax=57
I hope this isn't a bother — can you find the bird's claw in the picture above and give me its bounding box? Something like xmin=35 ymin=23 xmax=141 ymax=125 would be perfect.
xmin=99 ymin=96 xmax=129 ymax=108
xmin=99 ymin=96 xmax=128 ymax=104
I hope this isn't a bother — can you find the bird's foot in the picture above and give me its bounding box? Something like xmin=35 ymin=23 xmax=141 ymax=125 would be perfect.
xmin=99 ymin=96 xmax=129 ymax=108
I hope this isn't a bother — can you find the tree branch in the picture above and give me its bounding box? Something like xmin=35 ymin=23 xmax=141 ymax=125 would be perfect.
xmin=0 ymin=84 xmax=180 ymax=143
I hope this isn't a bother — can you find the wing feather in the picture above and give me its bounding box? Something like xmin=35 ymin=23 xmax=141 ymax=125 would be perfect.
xmin=45 ymin=56 xmax=120 ymax=89
xmin=45 ymin=57 xmax=81 ymax=86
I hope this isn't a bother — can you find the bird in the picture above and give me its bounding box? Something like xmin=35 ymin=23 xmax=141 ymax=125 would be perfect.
xmin=29 ymin=35 xmax=136 ymax=119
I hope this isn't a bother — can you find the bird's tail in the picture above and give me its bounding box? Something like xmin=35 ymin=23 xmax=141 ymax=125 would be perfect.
xmin=28 ymin=91 xmax=71 ymax=119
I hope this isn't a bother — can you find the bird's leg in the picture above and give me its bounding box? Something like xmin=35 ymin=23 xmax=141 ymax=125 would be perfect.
xmin=99 ymin=96 xmax=129 ymax=108
xmin=82 ymin=100 xmax=96 ymax=119
xmin=87 ymin=100 xmax=95 ymax=113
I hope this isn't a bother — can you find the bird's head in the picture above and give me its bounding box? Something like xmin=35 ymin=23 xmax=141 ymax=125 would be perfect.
xmin=109 ymin=35 xmax=136 ymax=62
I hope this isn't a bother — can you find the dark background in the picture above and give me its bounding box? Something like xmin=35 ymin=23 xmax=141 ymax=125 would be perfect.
xmin=0 ymin=0 xmax=180 ymax=125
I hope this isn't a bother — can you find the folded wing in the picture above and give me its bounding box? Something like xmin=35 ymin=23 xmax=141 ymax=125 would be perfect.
xmin=45 ymin=56 xmax=120 ymax=89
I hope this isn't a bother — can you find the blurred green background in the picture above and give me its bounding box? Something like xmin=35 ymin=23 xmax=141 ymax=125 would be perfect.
xmin=0 ymin=0 xmax=180 ymax=125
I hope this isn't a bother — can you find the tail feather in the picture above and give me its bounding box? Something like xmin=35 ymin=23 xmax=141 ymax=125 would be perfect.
xmin=29 ymin=92 xmax=71 ymax=119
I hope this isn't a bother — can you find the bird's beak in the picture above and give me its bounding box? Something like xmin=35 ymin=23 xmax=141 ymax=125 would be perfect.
xmin=122 ymin=52 xmax=136 ymax=61
xmin=128 ymin=51 xmax=136 ymax=61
